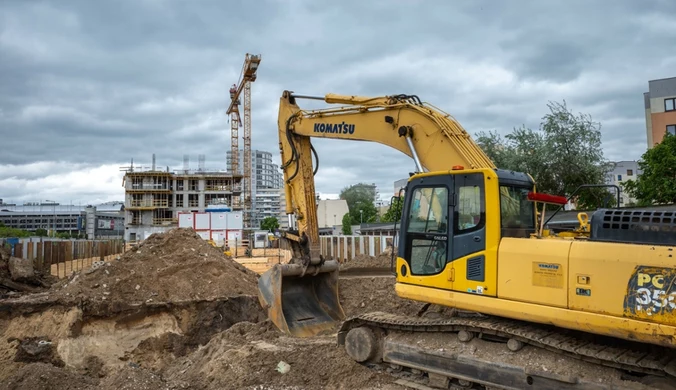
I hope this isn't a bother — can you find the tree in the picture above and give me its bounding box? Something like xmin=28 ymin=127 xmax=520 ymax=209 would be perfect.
xmin=341 ymin=213 xmax=352 ymax=235
xmin=339 ymin=183 xmax=379 ymax=224
xmin=622 ymin=133 xmax=676 ymax=205
xmin=260 ymin=217 xmax=280 ymax=232
xmin=34 ymin=228 xmax=48 ymax=237
xmin=381 ymin=195 xmax=405 ymax=223
xmin=475 ymin=100 xmax=613 ymax=210
xmin=0 ymin=226 xmax=31 ymax=238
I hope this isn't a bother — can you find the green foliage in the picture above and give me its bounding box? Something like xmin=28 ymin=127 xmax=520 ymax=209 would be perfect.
xmin=0 ymin=226 xmax=32 ymax=238
xmin=260 ymin=216 xmax=280 ymax=232
xmin=339 ymin=183 xmax=378 ymax=224
xmin=476 ymin=100 xmax=613 ymax=210
xmin=622 ymin=133 xmax=676 ymax=205
xmin=381 ymin=195 xmax=405 ymax=223
xmin=34 ymin=228 xmax=48 ymax=237
xmin=341 ymin=213 xmax=352 ymax=235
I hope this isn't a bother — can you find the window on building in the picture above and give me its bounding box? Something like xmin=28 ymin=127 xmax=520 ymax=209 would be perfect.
xmin=627 ymin=169 xmax=633 ymax=176
xmin=666 ymin=98 xmax=676 ymax=112
xmin=617 ymin=174 xmax=622 ymax=181
xmin=668 ymin=124 xmax=676 ymax=136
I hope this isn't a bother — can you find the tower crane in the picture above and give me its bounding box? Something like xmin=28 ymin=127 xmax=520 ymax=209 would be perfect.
xmin=226 ymin=53 xmax=261 ymax=232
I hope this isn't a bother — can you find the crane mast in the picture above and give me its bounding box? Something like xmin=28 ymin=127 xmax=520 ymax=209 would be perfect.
xmin=226 ymin=53 xmax=261 ymax=232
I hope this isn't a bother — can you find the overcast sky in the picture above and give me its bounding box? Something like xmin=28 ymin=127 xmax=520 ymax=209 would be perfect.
xmin=1 ymin=0 xmax=675 ymax=206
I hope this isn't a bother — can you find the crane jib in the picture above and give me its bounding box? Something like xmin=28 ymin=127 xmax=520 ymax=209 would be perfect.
xmin=313 ymin=123 xmax=355 ymax=134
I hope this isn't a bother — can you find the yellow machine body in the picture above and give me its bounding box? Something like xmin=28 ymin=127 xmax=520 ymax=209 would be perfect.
xmin=257 ymin=91 xmax=676 ymax=352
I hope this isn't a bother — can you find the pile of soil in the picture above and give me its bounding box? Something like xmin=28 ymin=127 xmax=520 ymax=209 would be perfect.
xmin=338 ymin=276 xmax=424 ymax=318
xmin=49 ymin=228 xmax=260 ymax=311
xmin=339 ymin=250 xmax=395 ymax=271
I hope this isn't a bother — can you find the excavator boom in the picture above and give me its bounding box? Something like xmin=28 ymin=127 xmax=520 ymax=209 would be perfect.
xmin=257 ymin=91 xmax=501 ymax=337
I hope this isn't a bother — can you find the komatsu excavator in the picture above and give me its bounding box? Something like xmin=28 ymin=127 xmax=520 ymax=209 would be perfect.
xmin=257 ymin=90 xmax=676 ymax=389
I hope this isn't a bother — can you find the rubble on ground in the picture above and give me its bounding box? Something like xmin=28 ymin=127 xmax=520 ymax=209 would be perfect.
xmin=0 ymin=245 xmax=57 ymax=298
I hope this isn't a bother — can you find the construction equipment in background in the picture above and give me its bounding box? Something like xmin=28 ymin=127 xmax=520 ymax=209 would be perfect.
xmin=206 ymin=239 xmax=232 ymax=257
xmin=257 ymin=90 xmax=676 ymax=389
xmin=226 ymin=53 xmax=262 ymax=235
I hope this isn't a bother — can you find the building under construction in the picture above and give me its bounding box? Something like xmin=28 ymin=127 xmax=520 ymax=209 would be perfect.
xmin=121 ymin=156 xmax=243 ymax=242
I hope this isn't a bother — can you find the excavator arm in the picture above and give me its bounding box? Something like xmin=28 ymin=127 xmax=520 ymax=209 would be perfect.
xmin=257 ymin=90 xmax=506 ymax=337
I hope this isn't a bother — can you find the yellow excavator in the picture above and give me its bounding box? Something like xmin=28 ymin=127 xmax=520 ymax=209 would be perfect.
xmin=257 ymin=91 xmax=676 ymax=389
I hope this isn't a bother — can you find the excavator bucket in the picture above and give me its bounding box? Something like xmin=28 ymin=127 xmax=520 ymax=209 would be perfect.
xmin=257 ymin=260 xmax=345 ymax=337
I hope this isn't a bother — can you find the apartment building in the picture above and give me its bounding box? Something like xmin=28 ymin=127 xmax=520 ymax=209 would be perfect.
xmin=644 ymin=76 xmax=676 ymax=148
xmin=605 ymin=160 xmax=642 ymax=207
xmin=227 ymin=149 xmax=284 ymax=228
xmin=253 ymin=187 xmax=284 ymax=229
xmin=123 ymin=167 xmax=243 ymax=241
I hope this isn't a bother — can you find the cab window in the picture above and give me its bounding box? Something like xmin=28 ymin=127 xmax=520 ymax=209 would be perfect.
xmin=406 ymin=186 xmax=449 ymax=275
xmin=457 ymin=185 xmax=480 ymax=231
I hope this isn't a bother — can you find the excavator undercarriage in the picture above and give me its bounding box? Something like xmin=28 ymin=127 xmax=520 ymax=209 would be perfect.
xmin=338 ymin=311 xmax=676 ymax=389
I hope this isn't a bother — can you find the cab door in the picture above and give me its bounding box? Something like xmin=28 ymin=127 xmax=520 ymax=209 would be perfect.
xmin=396 ymin=174 xmax=455 ymax=291
xmin=449 ymin=172 xmax=493 ymax=297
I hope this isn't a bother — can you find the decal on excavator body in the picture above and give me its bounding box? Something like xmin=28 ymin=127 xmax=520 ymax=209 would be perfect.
xmin=313 ymin=123 xmax=355 ymax=135
xmin=623 ymin=266 xmax=676 ymax=321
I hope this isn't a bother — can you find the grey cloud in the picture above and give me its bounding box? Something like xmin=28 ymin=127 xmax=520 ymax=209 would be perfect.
xmin=1 ymin=0 xmax=675 ymax=203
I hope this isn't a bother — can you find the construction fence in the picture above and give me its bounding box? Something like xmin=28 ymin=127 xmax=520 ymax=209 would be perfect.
xmin=318 ymin=235 xmax=395 ymax=263
xmin=1 ymin=237 xmax=125 ymax=278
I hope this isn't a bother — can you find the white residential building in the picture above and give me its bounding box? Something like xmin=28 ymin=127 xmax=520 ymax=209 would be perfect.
xmin=605 ymin=160 xmax=642 ymax=207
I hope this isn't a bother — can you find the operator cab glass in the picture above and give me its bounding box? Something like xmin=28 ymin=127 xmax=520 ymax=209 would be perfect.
xmin=406 ymin=186 xmax=449 ymax=275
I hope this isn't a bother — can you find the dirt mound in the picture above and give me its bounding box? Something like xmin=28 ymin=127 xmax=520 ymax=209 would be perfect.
xmin=165 ymin=324 xmax=402 ymax=390
xmin=338 ymin=276 xmax=424 ymax=317
xmin=50 ymin=228 xmax=259 ymax=312
xmin=340 ymin=251 xmax=394 ymax=271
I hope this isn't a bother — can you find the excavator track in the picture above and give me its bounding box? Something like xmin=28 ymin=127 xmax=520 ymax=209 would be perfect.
xmin=337 ymin=312 xmax=676 ymax=390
